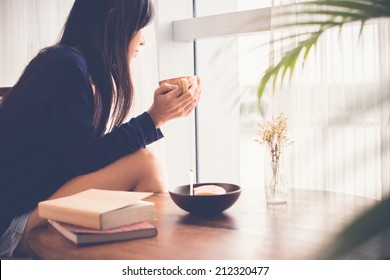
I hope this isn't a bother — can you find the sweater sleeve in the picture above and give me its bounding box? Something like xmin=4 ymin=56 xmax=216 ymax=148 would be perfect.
xmin=48 ymin=49 xmax=163 ymax=175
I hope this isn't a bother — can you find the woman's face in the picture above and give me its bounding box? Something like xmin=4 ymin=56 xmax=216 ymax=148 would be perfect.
xmin=128 ymin=30 xmax=145 ymax=61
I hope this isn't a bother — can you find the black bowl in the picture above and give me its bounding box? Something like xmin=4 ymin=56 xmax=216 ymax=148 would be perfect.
xmin=169 ymin=183 xmax=241 ymax=216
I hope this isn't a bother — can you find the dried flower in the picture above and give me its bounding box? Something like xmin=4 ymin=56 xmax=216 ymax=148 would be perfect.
xmin=255 ymin=113 xmax=292 ymax=163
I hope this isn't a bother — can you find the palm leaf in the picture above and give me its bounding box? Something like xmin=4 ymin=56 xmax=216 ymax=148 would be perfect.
xmin=258 ymin=0 xmax=390 ymax=100
xmin=322 ymin=196 xmax=390 ymax=259
xmin=258 ymin=31 xmax=322 ymax=103
xmin=301 ymin=0 xmax=390 ymax=14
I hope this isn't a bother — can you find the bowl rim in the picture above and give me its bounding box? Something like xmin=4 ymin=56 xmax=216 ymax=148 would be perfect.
xmin=169 ymin=182 xmax=242 ymax=197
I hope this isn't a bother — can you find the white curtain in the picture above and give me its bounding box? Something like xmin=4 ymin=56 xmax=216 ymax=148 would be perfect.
xmin=0 ymin=0 xmax=74 ymax=86
xmin=267 ymin=1 xmax=390 ymax=200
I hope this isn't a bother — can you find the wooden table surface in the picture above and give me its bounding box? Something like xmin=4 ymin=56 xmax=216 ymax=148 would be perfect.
xmin=27 ymin=188 xmax=377 ymax=260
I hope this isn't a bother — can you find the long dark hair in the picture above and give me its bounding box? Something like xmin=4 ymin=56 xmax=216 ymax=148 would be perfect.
xmin=60 ymin=0 xmax=154 ymax=135
xmin=1 ymin=0 xmax=154 ymax=136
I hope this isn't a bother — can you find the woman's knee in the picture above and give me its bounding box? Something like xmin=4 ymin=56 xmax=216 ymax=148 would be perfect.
xmin=132 ymin=148 xmax=166 ymax=193
xmin=138 ymin=148 xmax=163 ymax=169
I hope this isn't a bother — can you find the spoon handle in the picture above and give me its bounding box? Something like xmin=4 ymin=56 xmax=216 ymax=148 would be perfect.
xmin=189 ymin=169 xmax=194 ymax=196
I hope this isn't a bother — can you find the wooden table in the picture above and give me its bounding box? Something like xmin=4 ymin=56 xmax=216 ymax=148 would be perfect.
xmin=27 ymin=188 xmax=377 ymax=259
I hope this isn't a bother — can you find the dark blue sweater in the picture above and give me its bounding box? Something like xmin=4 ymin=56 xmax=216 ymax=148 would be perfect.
xmin=0 ymin=46 xmax=163 ymax=235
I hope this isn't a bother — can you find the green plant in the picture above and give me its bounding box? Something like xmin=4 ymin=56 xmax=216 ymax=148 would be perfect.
xmin=322 ymin=195 xmax=390 ymax=259
xmin=258 ymin=0 xmax=390 ymax=259
xmin=258 ymin=0 xmax=390 ymax=100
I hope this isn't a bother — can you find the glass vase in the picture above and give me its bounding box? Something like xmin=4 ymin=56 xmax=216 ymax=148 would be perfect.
xmin=264 ymin=153 xmax=287 ymax=205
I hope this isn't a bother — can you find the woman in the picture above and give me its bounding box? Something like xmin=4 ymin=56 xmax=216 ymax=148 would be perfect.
xmin=0 ymin=0 xmax=200 ymax=257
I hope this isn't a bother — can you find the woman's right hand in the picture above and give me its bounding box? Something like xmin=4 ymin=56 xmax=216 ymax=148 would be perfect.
xmin=147 ymin=81 xmax=201 ymax=128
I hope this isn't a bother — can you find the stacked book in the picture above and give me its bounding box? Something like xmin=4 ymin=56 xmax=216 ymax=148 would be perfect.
xmin=38 ymin=189 xmax=157 ymax=245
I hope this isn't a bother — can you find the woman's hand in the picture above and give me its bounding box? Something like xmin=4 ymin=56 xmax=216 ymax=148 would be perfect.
xmin=147 ymin=81 xmax=201 ymax=128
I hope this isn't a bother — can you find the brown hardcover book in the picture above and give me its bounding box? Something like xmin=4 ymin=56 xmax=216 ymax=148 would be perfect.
xmin=38 ymin=189 xmax=155 ymax=230
xmin=48 ymin=220 xmax=157 ymax=245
